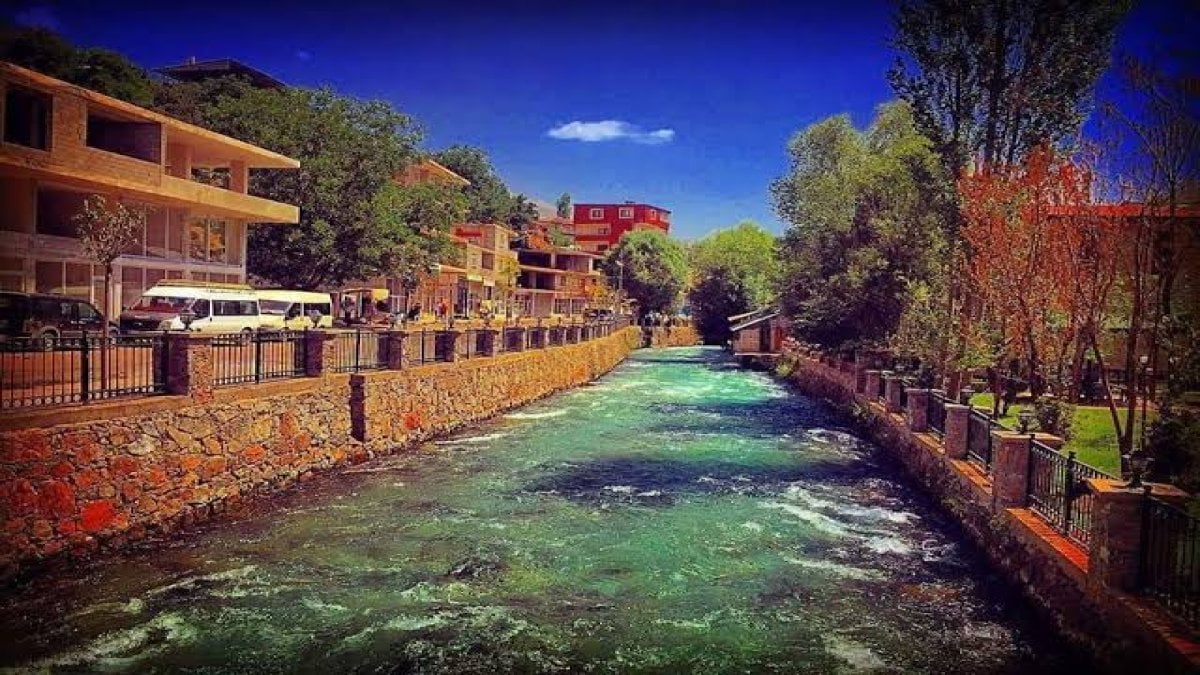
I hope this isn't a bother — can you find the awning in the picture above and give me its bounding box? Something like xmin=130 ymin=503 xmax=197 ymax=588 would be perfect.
xmin=483 ymin=279 xmax=495 ymax=287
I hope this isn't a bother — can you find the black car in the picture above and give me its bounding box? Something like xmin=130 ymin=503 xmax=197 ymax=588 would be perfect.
xmin=0 ymin=291 xmax=115 ymax=350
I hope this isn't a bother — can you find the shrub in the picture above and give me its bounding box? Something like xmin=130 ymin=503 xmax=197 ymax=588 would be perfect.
xmin=1033 ymin=396 xmax=1075 ymax=441
xmin=1147 ymin=408 xmax=1200 ymax=491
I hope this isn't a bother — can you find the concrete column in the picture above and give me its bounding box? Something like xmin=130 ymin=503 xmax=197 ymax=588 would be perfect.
xmin=479 ymin=328 xmax=500 ymax=357
xmin=304 ymin=330 xmax=336 ymax=377
xmin=884 ymin=375 xmax=904 ymax=413
xmin=944 ymin=404 xmax=970 ymax=459
xmin=384 ymin=330 xmax=410 ymax=369
xmin=991 ymin=431 xmax=1032 ymax=510
xmin=1087 ymin=479 xmax=1189 ymax=592
xmin=229 ymin=160 xmax=248 ymax=194
xmin=440 ymin=329 xmax=463 ymax=362
xmin=166 ymin=334 xmax=213 ymax=402
xmin=906 ymin=388 xmax=930 ymax=432
xmin=864 ymin=370 xmax=882 ymax=401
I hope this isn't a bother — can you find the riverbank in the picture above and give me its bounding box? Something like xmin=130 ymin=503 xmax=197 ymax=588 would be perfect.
xmin=770 ymin=349 xmax=1199 ymax=674
xmin=0 ymin=347 xmax=1088 ymax=672
xmin=0 ymin=327 xmax=643 ymax=581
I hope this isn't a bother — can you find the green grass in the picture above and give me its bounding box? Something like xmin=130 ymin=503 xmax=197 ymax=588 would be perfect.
xmin=966 ymin=393 xmax=1153 ymax=476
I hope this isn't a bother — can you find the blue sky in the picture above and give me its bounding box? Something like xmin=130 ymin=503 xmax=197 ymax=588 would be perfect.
xmin=6 ymin=0 xmax=1185 ymax=240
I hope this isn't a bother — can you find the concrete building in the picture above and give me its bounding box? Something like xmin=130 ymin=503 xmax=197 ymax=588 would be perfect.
xmin=571 ymin=201 xmax=670 ymax=253
xmin=158 ymin=58 xmax=286 ymax=89
xmin=0 ymin=61 xmax=300 ymax=316
xmin=513 ymin=245 xmax=603 ymax=318
xmin=729 ymin=309 xmax=788 ymax=356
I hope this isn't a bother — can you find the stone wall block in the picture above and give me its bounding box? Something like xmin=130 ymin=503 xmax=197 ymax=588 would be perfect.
xmin=384 ymin=330 xmax=409 ymax=369
xmin=166 ymin=334 xmax=214 ymax=402
xmin=990 ymin=431 xmax=1031 ymax=510
xmin=884 ymin=375 xmax=904 ymax=413
xmin=906 ymin=389 xmax=930 ymax=432
xmin=943 ymin=404 xmax=970 ymax=459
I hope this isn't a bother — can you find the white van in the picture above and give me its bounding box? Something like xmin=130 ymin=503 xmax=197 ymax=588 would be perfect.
xmin=119 ymin=281 xmax=262 ymax=334
xmin=257 ymin=290 xmax=335 ymax=330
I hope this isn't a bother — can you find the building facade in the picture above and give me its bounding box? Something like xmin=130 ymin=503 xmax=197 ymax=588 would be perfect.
xmin=0 ymin=62 xmax=300 ymax=316
xmin=513 ymin=246 xmax=603 ymax=318
xmin=571 ymin=201 xmax=670 ymax=253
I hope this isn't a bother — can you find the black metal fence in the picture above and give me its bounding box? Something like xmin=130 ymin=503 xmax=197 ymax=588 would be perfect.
xmin=331 ymin=330 xmax=386 ymax=373
xmin=406 ymin=329 xmax=446 ymax=365
xmin=212 ymin=330 xmax=307 ymax=387
xmin=503 ymin=327 xmax=525 ymax=353
xmin=965 ymin=409 xmax=1002 ymax=471
xmin=0 ymin=333 xmax=169 ymax=409
xmin=875 ymin=374 xmax=886 ymax=401
xmin=927 ymin=392 xmax=948 ymax=436
xmin=1027 ymin=441 xmax=1113 ymax=547
xmin=1141 ymin=496 xmax=1200 ymax=630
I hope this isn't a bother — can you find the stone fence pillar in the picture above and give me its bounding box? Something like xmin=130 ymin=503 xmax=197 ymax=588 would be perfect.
xmin=1087 ymin=479 xmax=1189 ymax=592
xmin=384 ymin=330 xmax=410 ymax=369
xmin=479 ymin=328 xmax=500 ymax=357
xmin=943 ymin=404 xmax=970 ymax=459
xmin=166 ymin=333 xmax=214 ymax=402
xmin=304 ymin=330 xmax=336 ymax=377
xmin=530 ymin=326 xmax=548 ymax=350
xmin=906 ymin=388 xmax=930 ymax=432
xmin=439 ymin=329 xmax=463 ymax=362
xmin=884 ymin=375 xmax=904 ymax=413
xmin=991 ymin=431 xmax=1032 ymax=510
xmin=864 ymin=370 xmax=882 ymax=401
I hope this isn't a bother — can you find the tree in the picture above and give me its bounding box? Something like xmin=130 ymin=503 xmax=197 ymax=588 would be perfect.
xmin=373 ymin=182 xmax=466 ymax=313
xmin=771 ymin=101 xmax=954 ymax=350
xmin=889 ymin=0 xmax=1130 ymax=174
xmin=431 ymin=145 xmax=514 ymax=224
xmin=602 ymin=230 xmax=688 ymax=316
xmin=0 ymin=26 xmax=155 ymax=105
xmin=74 ymin=195 xmax=146 ymax=387
xmin=555 ymin=192 xmax=572 ymax=219
xmin=505 ymin=193 xmax=539 ymax=231
xmin=195 ymin=86 xmax=421 ymax=288
xmin=688 ymin=221 xmax=778 ymax=343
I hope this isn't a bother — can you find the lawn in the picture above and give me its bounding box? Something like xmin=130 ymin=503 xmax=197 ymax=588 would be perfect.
xmin=966 ymin=393 xmax=1151 ymax=476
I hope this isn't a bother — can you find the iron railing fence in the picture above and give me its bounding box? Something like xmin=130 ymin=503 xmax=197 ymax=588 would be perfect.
xmin=897 ymin=377 xmax=916 ymax=410
xmin=0 ymin=332 xmax=169 ymax=409
xmin=331 ymin=330 xmax=386 ymax=373
xmin=965 ymin=409 xmax=1004 ymax=472
xmin=1026 ymin=440 xmax=1114 ymax=548
xmin=875 ymin=374 xmax=886 ymax=401
xmin=212 ymin=330 xmax=307 ymax=387
xmin=927 ymin=392 xmax=948 ymax=437
xmin=504 ymin=327 xmax=525 ymax=353
xmin=1141 ymin=496 xmax=1200 ymax=630
xmin=406 ymin=329 xmax=445 ymax=365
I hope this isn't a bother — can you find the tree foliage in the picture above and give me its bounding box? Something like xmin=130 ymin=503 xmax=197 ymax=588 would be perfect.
xmin=555 ymin=192 xmax=572 ymax=219
xmin=602 ymin=230 xmax=688 ymax=315
xmin=688 ymin=221 xmax=778 ymax=343
xmin=771 ymin=101 xmax=954 ymax=349
xmin=0 ymin=25 xmax=155 ymax=105
xmin=431 ymin=146 xmax=521 ymax=225
xmin=372 ymin=182 xmax=465 ymax=296
xmin=73 ymin=195 xmax=146 ymax=322
xmin=889 ymin=0 xmax=1130 ymax=173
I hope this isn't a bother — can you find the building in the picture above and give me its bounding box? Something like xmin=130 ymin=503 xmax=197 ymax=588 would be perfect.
xmin=0 ymin=61 xmax=300 ymax=316
xmin=571 ymin=201 xmax=670 ymax=253
xmin=729 ymin=309 xmax=788 ymax=356
xmin=157 ymin=58 xmax=286 ymax=89
xmin=513 ymin=245 xmax=603 ymax=318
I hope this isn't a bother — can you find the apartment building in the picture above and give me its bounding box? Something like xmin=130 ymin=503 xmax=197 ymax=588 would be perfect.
xmin=571 ymin=201 xmax=670 ymax=253
xmin=0 ymin=61 xmax=300 ymax=316
xmin=513 ymin=245 xmax=603 ymax=318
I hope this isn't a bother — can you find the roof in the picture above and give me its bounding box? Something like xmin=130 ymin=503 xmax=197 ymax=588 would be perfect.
xmin=158 ymin=58 xmax=286 ymax=89
xmin=730 ymin=311 xmax=781 ymax=333
xmin=575 ymin=202 xmax=671 ymax=213
xmin=1 ymin=62 xmax=299 ymax=170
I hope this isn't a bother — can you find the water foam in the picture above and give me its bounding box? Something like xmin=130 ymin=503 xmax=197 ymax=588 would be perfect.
xmin=505 ymin=410 xmax=567 ymax=420
xmin=435 ymin=432 xmax=509 ymax=445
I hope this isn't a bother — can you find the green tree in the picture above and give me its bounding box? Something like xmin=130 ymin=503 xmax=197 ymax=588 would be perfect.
xmin=431 ymin=145 xmax=513 ymax=223
xmin=889 ymin=0 xmax=1130 ymax=173
xmin=602 ymin=229 xmax=688 ymax=316
xmin=0 ymin=26 xmax=155 ymax=105
xmin=688 ymin=221 xmax=778 ymax=343
xmin=555 ymin=192 xmax=572 ymax=219
xmin=372 ymin=182 xmax=466 ymax=313
xmin=197 ymin=86 xmax=422 ymax=288
xmin=771 ymin=101 xmax=953 ymax=350
xmin=505 ymin=193 xmax=539 ymax=231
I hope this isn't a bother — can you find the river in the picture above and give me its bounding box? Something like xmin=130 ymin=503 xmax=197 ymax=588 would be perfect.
xmin=0 ymin=347 xmax=1087 ymax=673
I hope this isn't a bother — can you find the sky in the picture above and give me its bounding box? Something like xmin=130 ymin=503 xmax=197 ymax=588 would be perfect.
xmin=4 ymin=0 xmax=1187 ymax=240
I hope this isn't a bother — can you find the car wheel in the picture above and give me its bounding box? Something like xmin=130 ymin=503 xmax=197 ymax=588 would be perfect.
xmin=36 ymin=330 xmax=58 ymax=352
xmin=240 ymin=328 xmax=254 ymax=345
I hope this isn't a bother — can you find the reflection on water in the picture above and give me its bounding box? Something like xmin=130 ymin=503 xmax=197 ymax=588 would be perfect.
xmin=0 ymin=347 xmax=1087 ymax=673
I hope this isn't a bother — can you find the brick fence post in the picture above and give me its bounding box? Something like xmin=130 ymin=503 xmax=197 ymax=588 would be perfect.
xmin=884 ymin=375 xmax=904 ymax=413
xmin=477 ymin=328 xmax=498 ymax=357
xmin=864 ymin=370 xmax=882 ymax=401
xmin=384 ymin=330 xmax=409 ymax=369
xmin=991 ymin=431 xmax=1032 ymax=510
xmin=530 ymin=326 xmax=547 ymax=350
xmin=440 ymin=329 xmax=463 ymax=362
xmin=166 ymin=333 xmax=214 ymax=402
xmin=906 ymin=388 xmax=930 ymax=431
xmin=944 ymin=403 xmax=970 ymax=459
xmin=1087 ymin=479 xmax=1190 ymax=592
xmin=304 ymin=330 xmax=336 ymax=377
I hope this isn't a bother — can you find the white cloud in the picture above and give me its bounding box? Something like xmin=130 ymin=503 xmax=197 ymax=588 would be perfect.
xmin=546 ymin=120 xmax=675 ymax=145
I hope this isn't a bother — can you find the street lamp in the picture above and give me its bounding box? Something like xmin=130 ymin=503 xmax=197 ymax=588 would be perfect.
xmin=179 ymin=308 xmax=196 ymax=332
xmin=959 ymin=385 xmax=975 ymax=406
xmin=1017 ymin=409 xmax=1034 ymax=434
xmin=1138 ymin=354 xmax=1153 ymax=453
xmin=1123 ymin=448 xmax=1152 ymax=489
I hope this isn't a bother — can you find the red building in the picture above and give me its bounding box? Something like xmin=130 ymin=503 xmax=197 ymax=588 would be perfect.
xmin=571 ymin=201 xmax=671 ymax=253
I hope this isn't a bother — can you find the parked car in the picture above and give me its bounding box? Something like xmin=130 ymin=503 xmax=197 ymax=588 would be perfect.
xmin=119 ymin=281 xmax=262 ymax=335
xmin=257 ymin=290 xmax=335 ymax=330
xmin=0 ymin=291 xmax=115 ymax=350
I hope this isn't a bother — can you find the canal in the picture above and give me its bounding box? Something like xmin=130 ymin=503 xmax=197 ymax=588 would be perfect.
xmin=0 ymin=347 xmax=1086 ymax=673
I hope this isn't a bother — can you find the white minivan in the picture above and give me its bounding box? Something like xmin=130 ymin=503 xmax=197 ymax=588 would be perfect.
xmin=257 ymin=290 xmax=335 ymax=330
xmin=119 ymin=281 xmax=262 ymax=334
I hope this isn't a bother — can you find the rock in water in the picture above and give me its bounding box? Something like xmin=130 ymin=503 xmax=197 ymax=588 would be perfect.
xmin=447 ymin=553 xmax=505 ymax=580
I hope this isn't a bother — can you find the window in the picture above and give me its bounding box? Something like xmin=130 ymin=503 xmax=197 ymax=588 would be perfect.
xmin=589 ymin=208 xmax=603 ymax=219
xmin=36 ymin=189 xmax=86 ymax=238
xmin=208 ymin=221 xmax=227 ymax=263
xmin=213 ymin=300 xmax=256 ymax=316
xmin=4 ymin=85 xmax=51 ymax=150
xmin=121 ymin=266 xmax=144 ymax=309
xmin=192 ymin=299 xmax=211 ymax=318
xmin=75 ymin=301 xmax=99 ymax=322
xmin=86 ymin=111 xmax=161 ymax=163
xmin=597 ymin=226 xmax=609 ymax=235
xmin=618 ymin=207 xmax=633 ymax=219
xmin=189 ymin=219 xmax=207 ymax=261
xmin=647 ymin=209 xmax=656 ymax=219
xmin=186 ymin=218 xmax=230 ymax=263
xmin=145 ymin=209 xmax=167 ymax=258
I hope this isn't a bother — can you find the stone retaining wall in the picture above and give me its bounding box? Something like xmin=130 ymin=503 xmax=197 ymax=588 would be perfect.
xmin=0 ymin=327 xmax=642 ymax=580
xmin=645 ymin=325 xmax=701 ymax=348
xmin=778 ymin=352 xmax=1198 ymax=674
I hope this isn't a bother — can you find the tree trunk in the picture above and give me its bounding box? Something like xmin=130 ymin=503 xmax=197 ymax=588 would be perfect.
xmin=101 ymin=264 xmax=112 ymax=394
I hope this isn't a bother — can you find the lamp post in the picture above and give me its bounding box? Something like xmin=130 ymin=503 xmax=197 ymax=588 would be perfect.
xmin=1138 ymin=354 xmax=1152 ymax=453
xmin=1017 ymin=409 xmax=1033 ymax=434
xmin=179 ymin=308 xmax=196 ymax=332
xmin=1123 ymin=448 xmax=1152 ymax=489
xmin=959 ymin=385 xmax=975 ymax=407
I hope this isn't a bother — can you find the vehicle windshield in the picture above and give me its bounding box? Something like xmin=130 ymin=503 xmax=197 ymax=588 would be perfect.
xmin=259 ymin=300 xmax=292 ymax=315
xmin=128 ymin=295 xmax=193 ymax=313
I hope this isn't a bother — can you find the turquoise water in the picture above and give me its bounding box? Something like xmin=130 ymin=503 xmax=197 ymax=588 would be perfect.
xmin=0 ymin=347 xmax=1085 ymax=673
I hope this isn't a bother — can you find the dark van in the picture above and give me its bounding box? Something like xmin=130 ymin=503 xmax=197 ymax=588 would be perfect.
xmin=0 ymin=292 xmax=113 ymax=350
